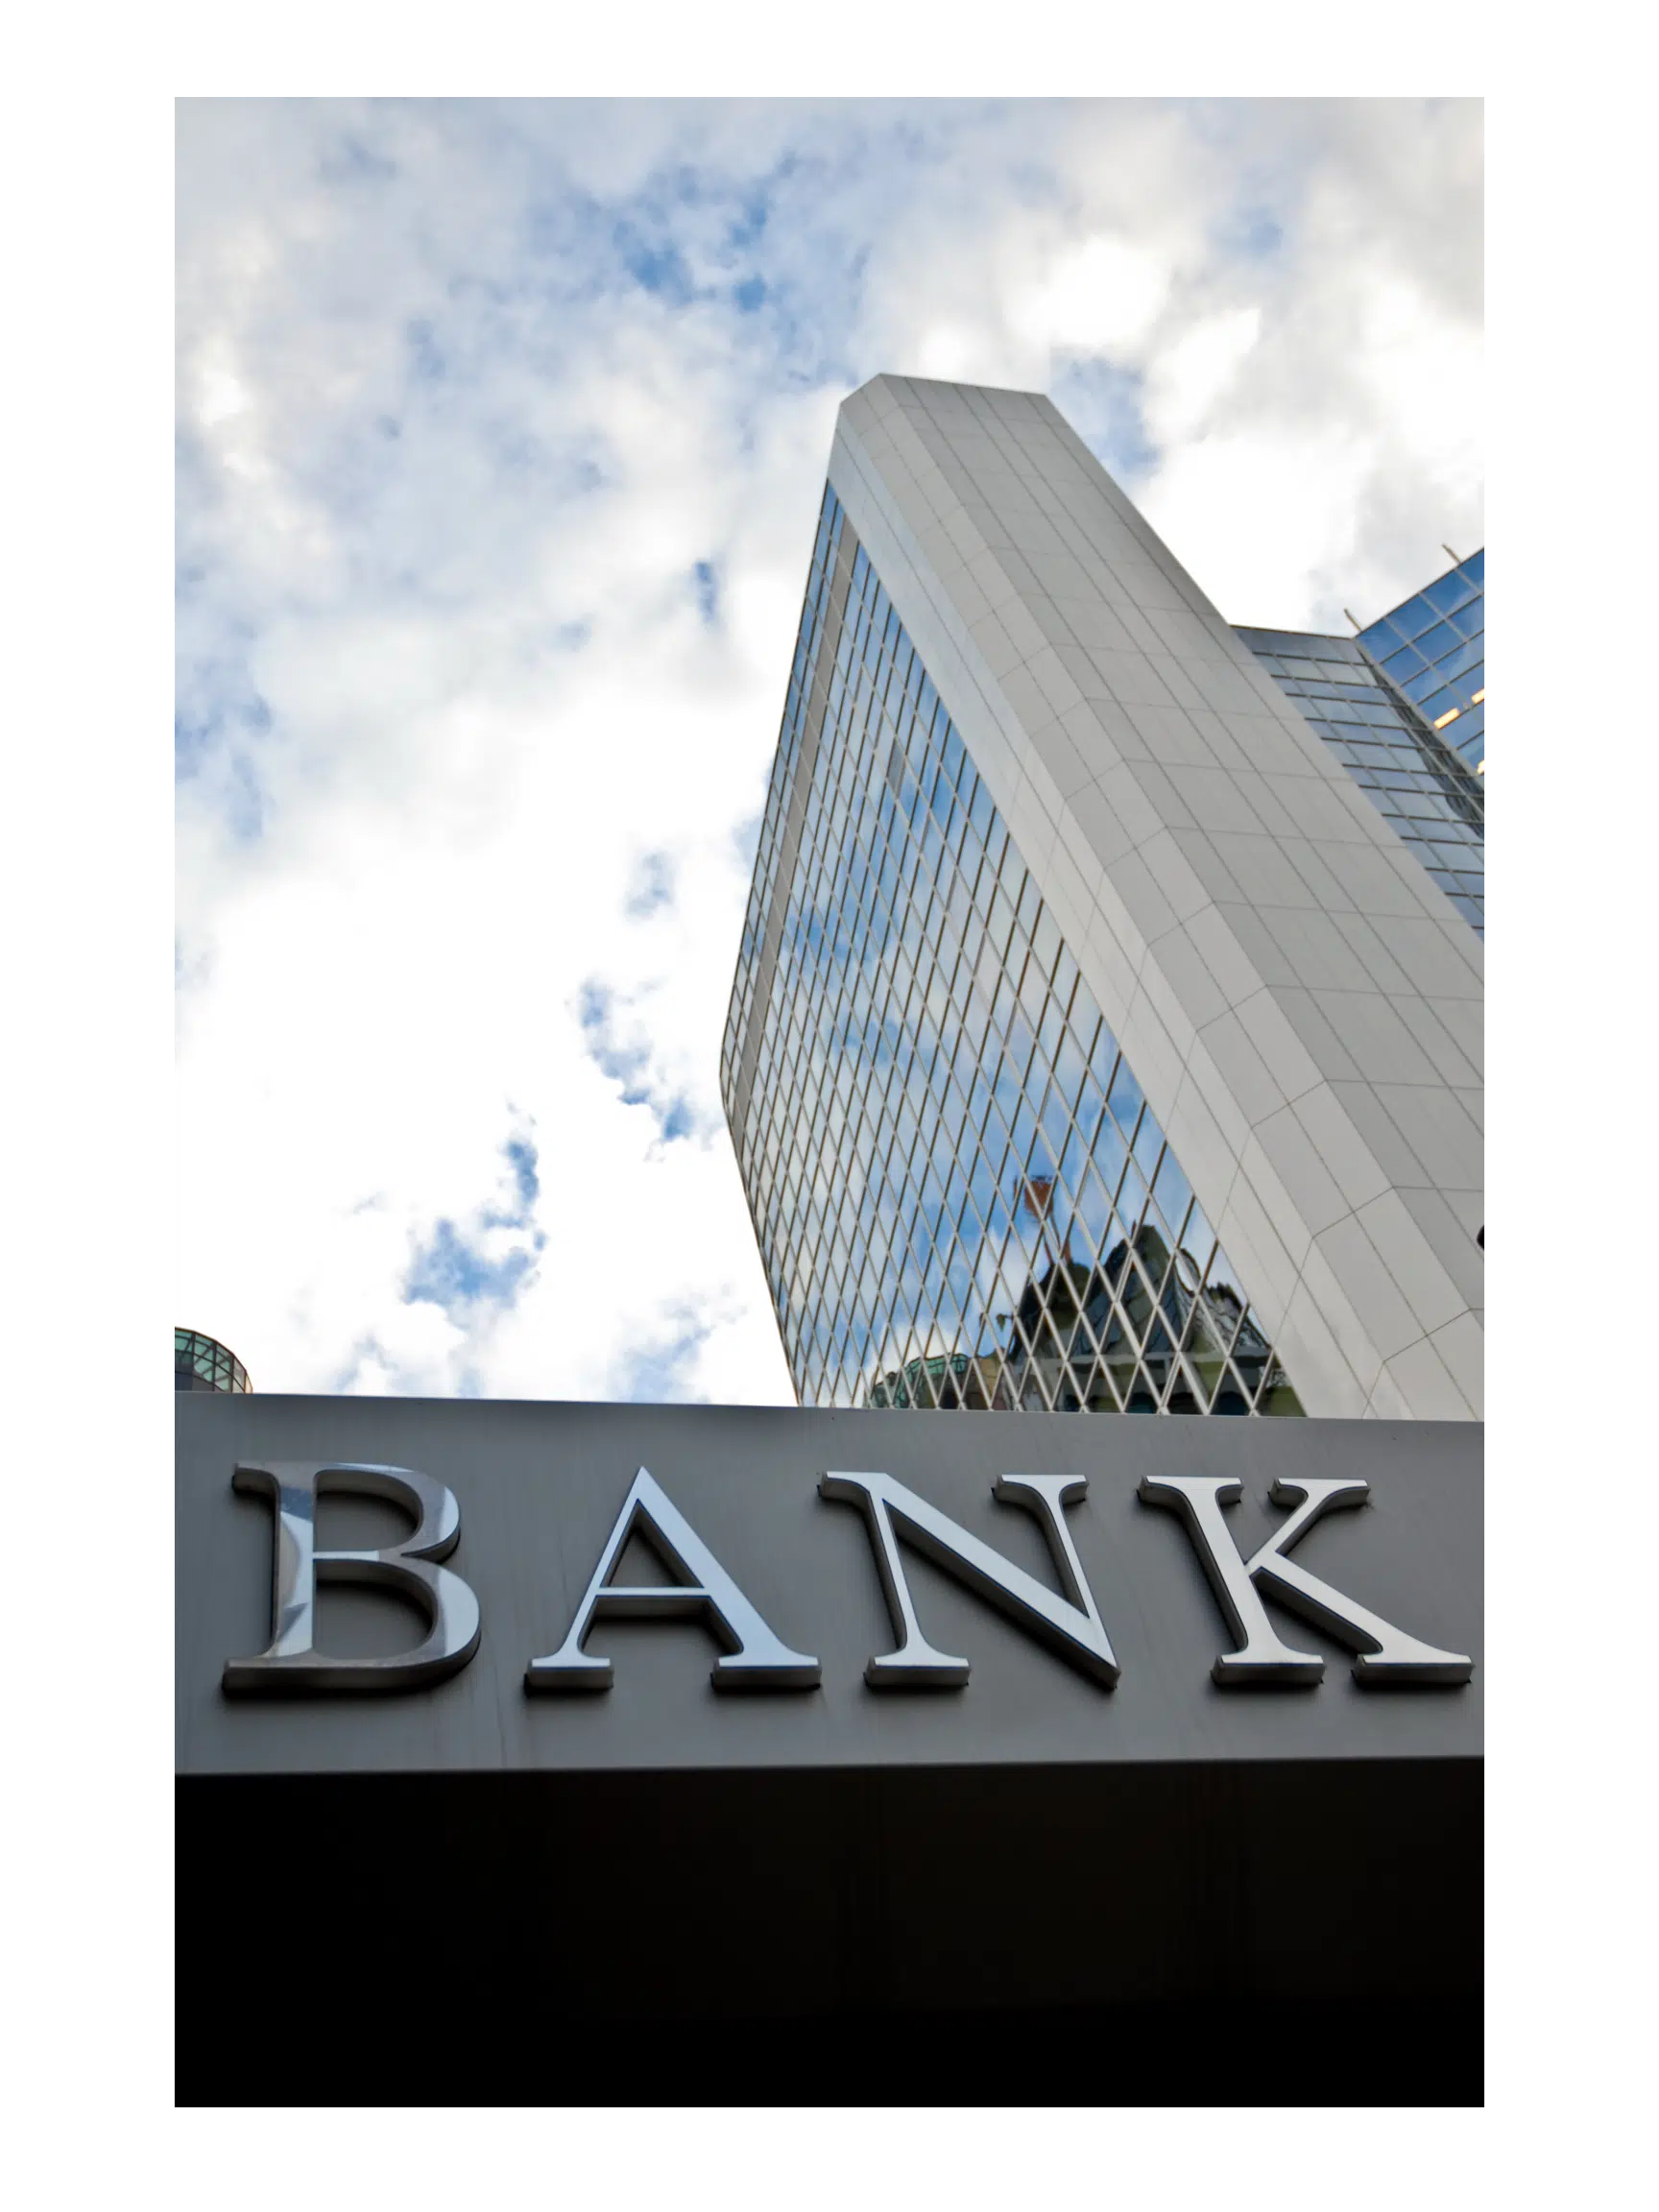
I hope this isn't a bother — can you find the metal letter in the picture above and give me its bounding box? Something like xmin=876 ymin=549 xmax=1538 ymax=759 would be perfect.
xmin=1138 ymin=1474 xmax=1473 ymax=1688
xmin=820 ymin=1472 xmax=1118 ymax=1689
xmin=223 ymin=1461 xmax=481 ymax=1695
xmin=525 ymin=1466 xmax=820 ymax=1693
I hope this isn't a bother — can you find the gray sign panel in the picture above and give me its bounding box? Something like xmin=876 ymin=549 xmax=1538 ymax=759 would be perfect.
xmin=176 ymin=1394 xmax=1481 ymax=1779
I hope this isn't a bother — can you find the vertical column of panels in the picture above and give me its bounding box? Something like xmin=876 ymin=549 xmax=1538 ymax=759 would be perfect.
xmin=720 ymin=486 xmax=847 ymax=1135
xmin=731 ymin=517 xmax=1304 ymax=1418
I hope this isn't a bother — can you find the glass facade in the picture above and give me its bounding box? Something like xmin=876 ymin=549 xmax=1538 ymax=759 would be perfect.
xmin=722 ymin=487 xmax=1303 ymax=1419
xmin=725 ymin=497 xmax=848 ymax=1081
xmin=1356 ymin=550 xmax=1484 ymax=777
xmin=175 ymin=1327 xmax=250 ymax=1395
xmin=1238 ymin=625 xmax=1485 ymax=936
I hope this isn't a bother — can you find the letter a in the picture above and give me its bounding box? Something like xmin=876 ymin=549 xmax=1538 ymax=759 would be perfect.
xmin=525 ymin=1467 xmax=820 ymax=1693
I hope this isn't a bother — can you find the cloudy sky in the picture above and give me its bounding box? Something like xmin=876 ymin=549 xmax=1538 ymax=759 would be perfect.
xmin=175 ymin=96 xmax=1482 ymax=1407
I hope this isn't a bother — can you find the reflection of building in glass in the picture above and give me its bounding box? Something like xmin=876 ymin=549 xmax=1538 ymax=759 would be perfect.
xmin=723 ymin=378 xmax=1484 ymax=1423
xmin=1237 ymin=626 xmax=1484 ymax=935
xmin=1355 ymin=551 xmax=1484 ymax=776
xmin=867 ymin=1352 xmax=1007 ymax=1410
xmin=175 ymin=1327 xmax=250 ymax=1395
xmin=998 ymin=1225 xmax=1293 ymax=1416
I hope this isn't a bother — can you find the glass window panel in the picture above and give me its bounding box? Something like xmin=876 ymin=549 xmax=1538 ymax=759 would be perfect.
xmin=1397 ymin=596 xmax=1440 ymax=642
xmin=1052 ymin=1028 xmax=1087 ymax=1111
xmin=1037 ymin=993 xmax=1065 ymax=1070
xmin=1040 ymin=1082 xmax=1071 ymax=1164
xmin=988 ymin=887 xmax=1016 ymax=956
xmin=1089 ymin=1112 xmax=1128 ymax=1200
xmin=1050 ymin=941 xmax=1078 ymax=1015
xmin=1107 ymin=1058 xmax=1143 ymax=1135
xmin=1010 ymin=1096 xmax=1040 ymax=1167
xmin=1080 ymin=1022 xmax=1111 ymax=1096
xmin=1401 ymin=667 xmax=1438 ymax=704
xmin=1422 ymin=570 xmax=1473 ymax=618
xmin=1070 ymin=970 xmax=1101 ymax=1046
xmin=1057 ymin=1116 xmax=1090 ymax=1202
xmin=1153 ymin=1145 xmax=1194 ymax=1243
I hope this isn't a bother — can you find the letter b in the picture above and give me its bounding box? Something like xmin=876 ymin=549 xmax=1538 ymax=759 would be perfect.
xmin=223 ymin=1461 xmax=482 ymax=1694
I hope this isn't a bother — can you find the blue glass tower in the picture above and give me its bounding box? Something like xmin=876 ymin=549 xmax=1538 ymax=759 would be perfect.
xmin=1355 ymin=551 xmax=1484 ymax=777
xmin=1237 ymin=623 xmax=1484 ymax=934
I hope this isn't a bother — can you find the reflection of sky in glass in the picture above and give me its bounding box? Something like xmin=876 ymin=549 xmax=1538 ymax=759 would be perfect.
xmin=722 ymin=488 xmax=1303 ymax=1420
xmin=723 ymin=498 xmax=845 ymax=1086
xmin=1356 ymin=550 xmax=1484 ymax=776
xmin=1238 ymin=625 xmax=1484 ymax=937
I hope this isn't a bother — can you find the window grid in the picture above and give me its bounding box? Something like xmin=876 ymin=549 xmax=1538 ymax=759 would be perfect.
xmin=1356 ymin=550 xmax=1484 ymax=778
xmin=720 ymin=489 xmax=845 ymax=1107
xmin=175 ymin=1327 xmax=251 ymax=1395
xmin=1238 ymin=625 xmax=1485 ymax=936
xmin=723 ymin=495 xmax=1304 ymax=1420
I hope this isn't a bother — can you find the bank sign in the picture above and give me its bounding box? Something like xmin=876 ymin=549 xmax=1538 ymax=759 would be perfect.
xmin=177 ymin=1396 xmax=1481 ymax=1779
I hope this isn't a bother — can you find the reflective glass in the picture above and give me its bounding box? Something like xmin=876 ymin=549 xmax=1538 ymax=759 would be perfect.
xmin=724 ymin=488 xmax=1303 ymax=1419
xmin=174 ymin=1327 xmax=250 ymax=1394
xmin=1353 ymin=553 xmax=1484 ymax=785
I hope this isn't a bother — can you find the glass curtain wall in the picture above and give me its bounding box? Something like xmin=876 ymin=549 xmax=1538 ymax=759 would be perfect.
xmin=1356 ymin=550 xmax=1484 ymax=776
xmin=1238 ymin=626 xmax=1485 ymax=936
xmin=722 ymin=488 xmax=1303 ymax=1419
xmin=724 ymin=494 xmax=846 ymax=1071
xmin=175 ymin=1328 xmax=251 ymax=1394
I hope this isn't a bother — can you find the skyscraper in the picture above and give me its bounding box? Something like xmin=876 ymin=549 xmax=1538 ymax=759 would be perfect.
xmin=721 ymin=377 xmax=1482 ymax=1423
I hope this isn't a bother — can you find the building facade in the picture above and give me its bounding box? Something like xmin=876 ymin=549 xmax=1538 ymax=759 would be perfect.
xmin=1237 ymin=625 xmax=1484 ymax=935
xmin=1355 ymin=550 xmax=1484 ymax=777
xmin=721 ymin=377 xmax=1483 ymax=1423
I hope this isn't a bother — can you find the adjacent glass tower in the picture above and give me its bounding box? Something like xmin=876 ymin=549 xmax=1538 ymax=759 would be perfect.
xmin=722 ymin=486 xmax=1300 ymax=1417
xmin=1356 ymin=551 xmax=1484 ymax=777
xmin=1237 ymin=624 xmax=1484 ymax=934
xmin=175 ymin=1327 xmax=251 ymax=1395
xmin=724 ymin=377 xmax=1483 ymax=1424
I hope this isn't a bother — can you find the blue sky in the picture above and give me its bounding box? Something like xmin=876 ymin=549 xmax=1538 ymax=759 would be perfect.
xmin=175 ymin=97 xmax=1482 ymax=1402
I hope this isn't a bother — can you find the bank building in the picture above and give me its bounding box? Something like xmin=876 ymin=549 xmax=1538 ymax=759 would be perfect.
xmin=177 ymin=376 xmax=1482 ymax=2109
xmin=721 ymin=376 xmax=1482 ymax=1428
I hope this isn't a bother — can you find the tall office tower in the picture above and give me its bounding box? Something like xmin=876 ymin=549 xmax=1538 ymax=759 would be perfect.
xmin=1236 ymin=623 xmax=1484 ymax=933
xmin=175 ymin=1327 xmax=251 ymax=1394
xmin=1357 ymin=551 xmax=1484 ymax=777
xmin=720 ymin=378 xmax=1483 ymax=1422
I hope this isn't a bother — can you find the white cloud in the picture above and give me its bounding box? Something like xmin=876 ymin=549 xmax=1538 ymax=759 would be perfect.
xmin=1011 ymin=235 xmax=1173 ymax=358
xmin=176 ymin=96 xmax=1482 ymax=1404
xmin=1144 ymin=306 xmax=1262 ymax=443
